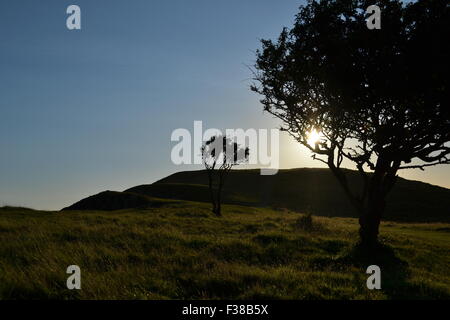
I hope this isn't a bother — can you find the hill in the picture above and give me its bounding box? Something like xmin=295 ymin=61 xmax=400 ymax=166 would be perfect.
xmin=125 ymin=183 xmax=256 ymax=206
xmin=152 ymin=168 xmax=450 ymax=222
xmin=61 ymin=191 xmax=171 ymax=211
xmin=64 ymin=168 xmax=450 ymax=223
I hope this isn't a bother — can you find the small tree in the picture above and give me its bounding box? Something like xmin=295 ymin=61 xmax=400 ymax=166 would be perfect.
xmin=252 ymin=0 xmax=449 ymax=247
xmin=201 ymin=135 xmax=249 ymax=216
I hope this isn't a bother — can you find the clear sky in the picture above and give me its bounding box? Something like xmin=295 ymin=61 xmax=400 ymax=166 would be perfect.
xmin=0 ymin=0 xmax=448 ymax=210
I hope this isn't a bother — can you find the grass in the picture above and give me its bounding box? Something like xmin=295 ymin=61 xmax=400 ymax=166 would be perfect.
xmin=0 ymin=201 xmax=449 ymax=300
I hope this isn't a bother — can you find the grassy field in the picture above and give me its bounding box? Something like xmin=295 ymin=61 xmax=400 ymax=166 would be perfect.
xmin=0 ymin=201 xmax=449 ymax=300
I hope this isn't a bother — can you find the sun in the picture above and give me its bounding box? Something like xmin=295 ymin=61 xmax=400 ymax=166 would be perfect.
xmin=306 ymin=129 xmax=321 ymax=148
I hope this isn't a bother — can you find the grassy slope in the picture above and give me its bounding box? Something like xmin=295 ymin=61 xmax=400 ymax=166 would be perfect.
xmin=0 ymin=203 xmax=449 ymax=300
xmin=152 ymin=168 xmax=450 ymax=222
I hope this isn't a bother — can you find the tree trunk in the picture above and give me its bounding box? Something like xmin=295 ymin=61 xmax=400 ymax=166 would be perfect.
xmin=206 ymin=170 xmax=217 ymax=215
xmin=328 ymin=156 xmax=399 ymax=248
xmin=216 ymin=198 xmax=222 ymax=216
xmin=215 ymin=175 xmax=224 ymax=217
xmin=359 ymin=196 xmax=385 ymax=248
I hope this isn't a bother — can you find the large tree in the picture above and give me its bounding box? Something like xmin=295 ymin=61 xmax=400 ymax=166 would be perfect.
xmin=252 ymin=0 xmax=449 ymax=247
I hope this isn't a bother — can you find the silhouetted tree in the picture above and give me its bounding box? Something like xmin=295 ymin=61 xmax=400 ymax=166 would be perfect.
xmin=252 ymin=0 xmax=449 ymax=247
xmin=201 ymin=136 xmax=249 ymax=216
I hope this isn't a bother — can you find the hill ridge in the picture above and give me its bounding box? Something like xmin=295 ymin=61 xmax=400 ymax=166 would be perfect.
xmin=63 ymin=168 xmax=450 ymax=223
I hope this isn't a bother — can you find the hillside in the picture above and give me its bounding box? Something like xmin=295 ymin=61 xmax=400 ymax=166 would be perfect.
xmin=152 ymin=168 xmax=450 ymax=222
xmin=61 ymin=191 xmax=171 ymax=211
xmin=1 ymin=203 xmax=449 ymax=299
xmin=64 ymin=168 xmax=450 ymax=223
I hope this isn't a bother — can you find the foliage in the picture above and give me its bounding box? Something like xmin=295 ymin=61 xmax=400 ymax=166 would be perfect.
xmin=251 ymin=0 xmax=450 ymax=245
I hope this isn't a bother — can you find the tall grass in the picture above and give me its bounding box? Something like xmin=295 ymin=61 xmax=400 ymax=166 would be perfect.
xmin=0 ymin=203 xmax=449 ymax=299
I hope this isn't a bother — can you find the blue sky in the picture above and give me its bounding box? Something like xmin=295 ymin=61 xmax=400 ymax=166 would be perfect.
xmin=0 ymin=0 xmax=448 ymax=210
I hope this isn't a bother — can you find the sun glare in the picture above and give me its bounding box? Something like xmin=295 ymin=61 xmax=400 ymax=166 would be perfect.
xmin=307 ymin=129 xmax=321 ymax=148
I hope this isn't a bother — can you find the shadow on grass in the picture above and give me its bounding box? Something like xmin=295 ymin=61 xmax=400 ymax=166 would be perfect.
xmin=339 ymin=243 xmax=447 ymax=299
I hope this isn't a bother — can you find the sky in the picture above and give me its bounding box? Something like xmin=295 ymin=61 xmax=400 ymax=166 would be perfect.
xmin=0 ymin=0 xmax=448 ymax=210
